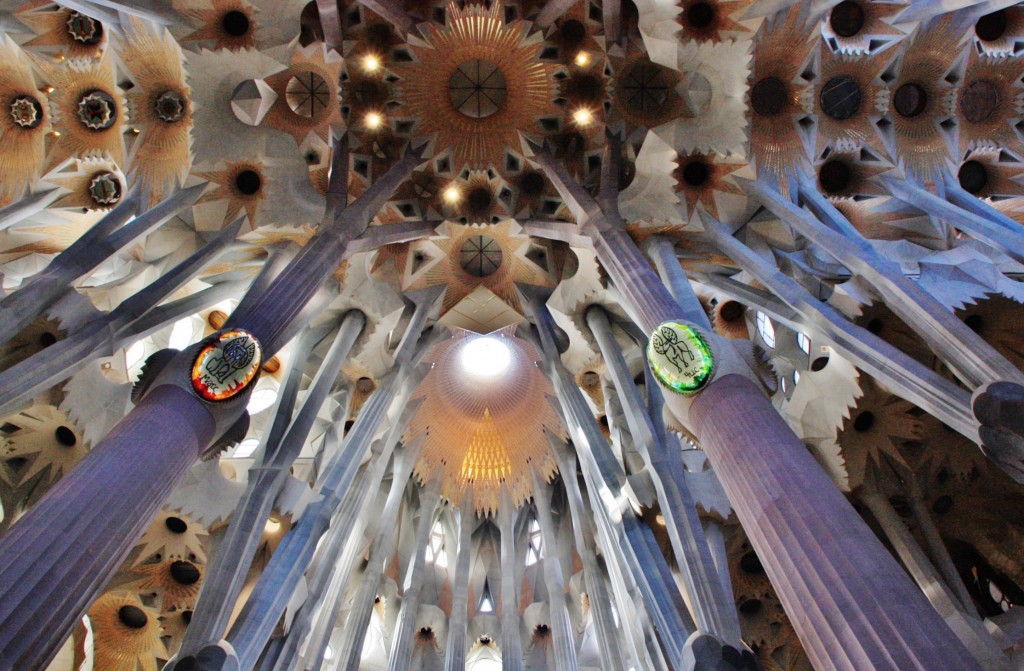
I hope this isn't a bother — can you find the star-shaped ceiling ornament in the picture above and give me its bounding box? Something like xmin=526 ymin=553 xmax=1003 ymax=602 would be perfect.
xmin=390 ymin=2 xmax=560 ymax=171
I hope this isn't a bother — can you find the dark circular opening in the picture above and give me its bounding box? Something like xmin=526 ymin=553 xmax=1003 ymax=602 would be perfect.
xmin=344 ymin=420 xmax=355 ymax=433
xmin=535 ymin=624 xmax=550 ymax=634
xmin=893 ymin=83 xmax=928 ymax=118
xmin=222 ymin=10 xmax=251 ymax=37
xmin=165 ymin=516 xmax=188 ymax=534
xmin=964 ymin=313 xmax=983 ymax=332
xmin=10 ymin=95 xmax=44 ymax=129
xmin=54 ymin=426 xmax=76 ymax=447
xmin=960 ymin=80 xmax=1001 ymax=124
xmin=750 ymin=77 xmax=789 ymax=117
xmin=374 ymin=596 xmax=382 ymax=603
xmin=560 ymin=19 xmax=586 ymax=45
xmin=810 ymin=355 xmax=829 ymax=372
xmin=459 ymin=235 xmax=503 ymax=277
xmin=599 ymin=415 xmax=610 ymax=428
xmin=235 ymin=170 xmax=262 ymax=195
xmin=820 ymin=76 xmax=862 ymax=120
xmin=420 ymin=626 xmax=433 ymax=635
xmin=181 ymin=609 xmax=193 ymax=624
xmin=682 ymin=160 xmax=710 ymax=187
xmin=520 ymin=171 xmax=545 ymax=195
xmin=932 ymin=495 xmax=953 ymax=515
xmin=976 ymin=9 xmax=1008 ymax=42
xmin=479 ymin=636 xmax=492 ymax=645
xmin=621 ymin=62 xmax=670 ymax=115
xmin=958 ymin=160 xmax=988 ymax=195
xmin=118 ymin=605 xmax=148 ymax=629
xmin=686 ymin=2 xmax=715 ymax=29
xmin=829 ymin=1 xmax=865 ymax=38
xmin=564 ymin=73 xmax=604 ymax=103
xmin=738 ymin=598 xmax=763 ymax=615
xmin=39 ymin=331 xmax=57 ymax=347
xmin=357 ymin=376 xmax=375 ymax=392
xmin=866 ymin=318 xmax=883 ymax=335
xmin=740 ymin=552 xmax=764 ymax=574
xmin=853 ymin=410 xmax=875 ymax=432
xmin=170 ymin=560 xmax=201 ymax=585
xmin=467 ymin=187 xmax=492 ymax=212
xmin=66 ymin=11 xmax=104 ymax=45
xmin=819 ymin=160 xmax=853 ymax=194
xmin=719 ymin=300 xmax=744 ymax=322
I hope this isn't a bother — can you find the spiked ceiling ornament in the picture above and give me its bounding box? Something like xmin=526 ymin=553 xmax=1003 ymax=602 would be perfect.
xmin=407 ymin=328 xmax=563 ymax=514
xmin=1 ymin=405 xmax=86 ymax=489
xmin=179 ymin=0 xmax=257 ymax=50
xmin=88 ymin=592 xmax=168 ymax=671
xmin=815 ymin=46 xmax=888 ymax=155
xmin=35 ymin=49 xmax=126 ymax=172
xmin=748 ymin=6 xmax=816 ymax=189
xmin=132 ymin=511 xmax=209 ymax=566
xmin=674 ymin=150 xmax=744 ymax=221
xmin=261 ymin=43 xmax=343 ymax=145
xmin=883 ymin=16 xmax=966 ymax=182
xmin=0 ymin=36 xmax=50 ymax=206
xmin=678 ymin=0 xmax=755 ymax=43
xmin=391 ymin=2 xmax=559 ymax=171
xmin=823 ymin=0 xmax=907 ymax=56
xmin=131 ymin=559 xmax=205 ymax=610
xmin=117 ymin=16 xmax=193 ymax=207
xmin=17 ymin=2 xmax=107 ymax=61
xmin=956 ymin=50 xmax=1024 ymax=156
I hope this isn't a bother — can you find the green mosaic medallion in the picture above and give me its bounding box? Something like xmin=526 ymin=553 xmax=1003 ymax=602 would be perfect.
xmin=648 ymin=321 xmax=715 ymax=395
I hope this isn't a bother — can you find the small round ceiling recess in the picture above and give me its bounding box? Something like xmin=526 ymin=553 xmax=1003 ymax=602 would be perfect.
xmin=449 ymin=60 xmax=508 ymax=119
xmin=459 ymin=235 xmax=503 ymax=277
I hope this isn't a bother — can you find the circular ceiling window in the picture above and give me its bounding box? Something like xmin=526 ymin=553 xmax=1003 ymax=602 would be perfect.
xmin=459 ymin=235 xmax=503 ymax=277
xmin=449 ymin=60 xmax=508 ymax=119
xmin=286 ymin=72 xmax=330 ymax=118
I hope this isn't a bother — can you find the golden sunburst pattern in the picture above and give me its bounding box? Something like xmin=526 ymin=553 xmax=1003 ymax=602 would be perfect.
xmin=130 ymin=559 xmax=204 ymax=610
xmin=35 ymin=49 xmax=126 ymax=172
xmin=886 ymin=17 xmax=967 ymax=181
xmin=408 ymin=329 xmax=562 ymax=515
xmin=178 ymin=0 xmax=257 ymax=51
xmin=823 ymin=0 xmax=907 ymax=56
xmin=956 ymin=148 xmax=1024 ymax=199
xmin=17 ymin=1 xmax=108 ymax=61
xmin=400 ymin=219 xmax=556 ymax=322
xmin=44 ymin=155 xmax=126 ymax=210
xmin=814 ymin=148 xmax=889 ymax=200
xmin=1 ymin=405 xmax=86 ymax=489
xmin=133 ymin=511 xmax=208 ymax=566
xmin=749 ymin=7 xmax=817 ymax=188
xmin=674 ymin=151 xmax=743 ymax=221
xmin=195 ymin=160 xmax=267 ymax=226
xmin=118 ymin=16 xmax=193 ymax=206
xmin=0 ymin=36 xmax=50 ymax=205
xmin=262 ymin=43 xmax=343 ymax=145
xmin=957 ymin=51 xmax=1024 ymax=155
xmin=815 ymin=47 xmax=888 ymax=154
xmin=88 ymin=592 xmax=168 ymax=671
xmin=391 ymin=2 xmax=559 ymax=171
xmin=678 ymin=0 xmax=754 ymax=43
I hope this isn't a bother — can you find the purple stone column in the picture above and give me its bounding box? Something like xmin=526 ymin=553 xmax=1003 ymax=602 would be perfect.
xmin=0 ymin=385 xmax=215 ymax=670
xmin=688 ymin=374 xmax=984 ymax=671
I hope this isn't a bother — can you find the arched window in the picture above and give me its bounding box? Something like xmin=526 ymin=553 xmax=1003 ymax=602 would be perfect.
xmin=525 ymin=518 xmax=542 ymax=566
xmin=756 ymin=312 xmax=776 ymax=349
xmin=796 ymin=332 xmax=811 ymax=355
xmin=425 ymin=520 xmax=448 ymax=568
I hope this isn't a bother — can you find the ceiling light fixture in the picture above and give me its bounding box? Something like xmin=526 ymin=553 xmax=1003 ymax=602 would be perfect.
xmin=363 ymin=111 xmax=383 ymax=130
xmin=362 ymin=54 xmax=381 ymax=73
xmin=572 ymin=107 xmax=594 ymax=126
xmin=574 ymin=51 xmax=591 ymax=67
xmin=460 ymin=336 xmax=512 ymax=379
xmin=443 ymin=184 xmax=462 ymax=204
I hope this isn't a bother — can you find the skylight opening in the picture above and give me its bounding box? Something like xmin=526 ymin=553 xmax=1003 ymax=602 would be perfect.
xmin=460 ymin=336 xmax=512 ymax=379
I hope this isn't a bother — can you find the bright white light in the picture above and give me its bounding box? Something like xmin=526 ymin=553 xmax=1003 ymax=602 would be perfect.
xmin=460 ymin=337 xmax=511 ymax=378
xmin=572 ymin=107 xmax=594 ymax=126
xmin=361 ymin=54 xmax=381 ymax=72
xmin=168 ymin=318 xmax=195 ymax=350
xmin=574 ymin=51 xmax=590 ymax=67
xmin=324 ymin=645 xmax=335 ymax=661
xmin=443 ymin=184 xmax=462 ymax=204
xmin=247 ymin=388 xmax=278 ymax=414
xmin=125 ymin=341 xmax=147 ymax=368
xmin=233 ymin=438 xmax=260 ymax=458
xmin=364 ymin=112 xmax=383 ymax=130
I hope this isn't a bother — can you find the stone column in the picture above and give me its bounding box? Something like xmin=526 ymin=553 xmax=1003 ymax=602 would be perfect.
xmin=530 ymin=473 xmax=578 ymax=671
xmin=330 ymin=443 xmax=422 ymax=671
xmin=586 ymin=305 xmax=742 ymax=647
xmin=548 ymin=442 xmax=627 ymax=671
xmin=0 ymin=386 xmax=215 ymax=670
xmin=644 ymin=236 xmax=711 ymax=330
xmin=387 ymin=478 xmax=443 ymax=671
xmin=860 ymin=483 xmax=1011 ymax=671
xmin=497 ymin=486 xmax=524 ymax=671
xmin=171 ymin=312 xmax=365 ymax=666
xmin=443 ymin=489 xmax=475 ymax=671
xmin=687 ymin=375 xmax=984 ymax=671
xmin=0 ymin=137 xmax=417 ymax=669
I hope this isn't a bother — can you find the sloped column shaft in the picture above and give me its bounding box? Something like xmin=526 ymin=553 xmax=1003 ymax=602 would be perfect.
xmin=176 ymin=314 xmax=364 ymax=661
xmin=586 ymin=306 xmax=741 ymax=646
xmin=531 ymin=476 xmax=578 ymax=671
xmin=689 ymin=375 xmax=984 ymax=671
xmin=0 ymin=386 xmax=214 ymax=670
xmin=387 ymin=480 xmax=443 ymax=671
xmin=444 ymin=491 xmax=475 ymax=671
xmin=497 ymin=488 xmax=524 ymax=671
xmin=861 ymin=486 xmax=1011 ymax=671
xmin=332 ymin=448 xmax=421 ymax=671
xmin=645 ymin=236 xmax=711 ymax=330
